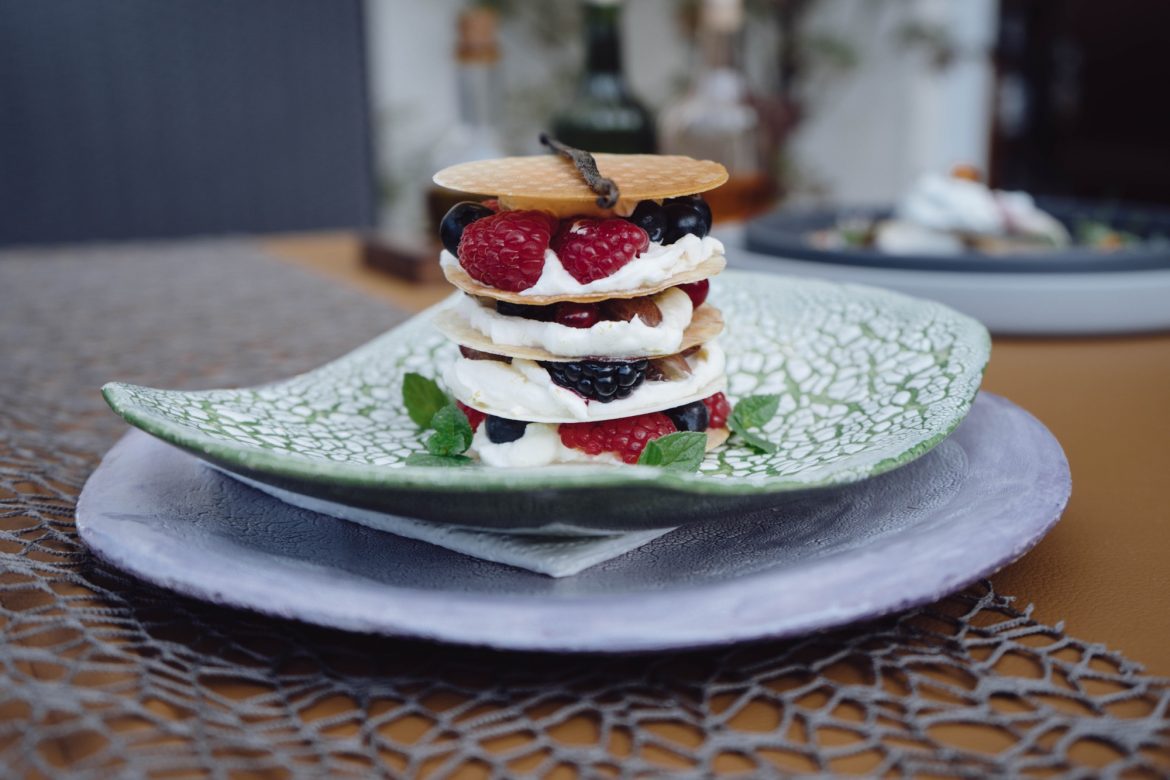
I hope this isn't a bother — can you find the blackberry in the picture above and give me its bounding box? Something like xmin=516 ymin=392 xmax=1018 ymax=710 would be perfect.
xmin=540 ymin=359 xmax=648 ymax=403
xmin=485 ymin=416 xmax=529 ymax=444
xmin=439 ymin=201 xmax=494 ymax=255
xmin=664 ymin=400 xmax=710 ymax=432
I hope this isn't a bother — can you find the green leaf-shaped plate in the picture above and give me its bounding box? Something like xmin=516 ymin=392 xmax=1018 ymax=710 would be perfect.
xmin=102 ymin=272 xmax=990 ymax=532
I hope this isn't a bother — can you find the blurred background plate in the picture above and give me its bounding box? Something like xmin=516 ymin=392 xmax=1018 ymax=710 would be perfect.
xmin=742 ymin=199 xmax=1170 ymax=274
xmin=724 ymin=224 xmax=1170 ymax=336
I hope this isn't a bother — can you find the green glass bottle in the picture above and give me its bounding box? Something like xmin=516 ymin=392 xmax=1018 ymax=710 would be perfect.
xmin=551 ymin=0 xmax=657 ymax=154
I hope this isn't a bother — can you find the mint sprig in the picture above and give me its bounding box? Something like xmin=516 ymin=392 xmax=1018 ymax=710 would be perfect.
xmin=403 ymin=373 xmax=449 ymax=428
xmin=401 ymin=374 xmax=476 ymax=465
xmin=637 ymin=431 xmax=708 ymax=471
xmin=728 ymin=394 xmax=780 ymax=453
xmin=426 ymin=404 xmax=474 ymax=457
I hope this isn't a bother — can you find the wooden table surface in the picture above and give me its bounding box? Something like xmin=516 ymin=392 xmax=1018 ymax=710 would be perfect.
xmin=264 ymin=232 xmax=1170 ymax=677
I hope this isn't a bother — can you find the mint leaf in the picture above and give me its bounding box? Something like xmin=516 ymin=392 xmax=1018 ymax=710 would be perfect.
xmin=728 ymin=394 xmax=780 ymax=453
xmin=637 ymin=431 xmax=708 ymax=471
xmin=403 ymin=373 xmax=449 ymax=428
xmin=425 ymin=404 xmax=474 ymax=456
xmin=405 ymin=452 xmax=473 ymax=467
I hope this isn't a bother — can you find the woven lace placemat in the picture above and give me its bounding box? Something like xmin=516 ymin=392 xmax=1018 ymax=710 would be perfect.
xmin=1 ymin=242 xmax=1167 ymax=778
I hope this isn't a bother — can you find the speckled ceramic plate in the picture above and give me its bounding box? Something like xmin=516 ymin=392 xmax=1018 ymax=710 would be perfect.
xmin=101 ymin=272 xmax=991 ymax=531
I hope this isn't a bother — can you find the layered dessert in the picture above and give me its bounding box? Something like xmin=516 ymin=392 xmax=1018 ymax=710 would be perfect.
xmin=431 ymin=152 xmax=733 ymax=467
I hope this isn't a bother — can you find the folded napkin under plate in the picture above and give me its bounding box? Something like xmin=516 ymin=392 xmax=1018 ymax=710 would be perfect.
xmin=221 ymin=469 xmax=671 ymax=578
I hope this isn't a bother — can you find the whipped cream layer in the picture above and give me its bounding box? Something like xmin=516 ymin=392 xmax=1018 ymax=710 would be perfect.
xmin=440 ymin=233 xmax=723 ymax=298
xmin=893 ymin=173 xmax=1070 ymax=246
xmin=470 ymin=423 xmax=622 ymax=468
xmin=446 ymin=342 xmax=727 ymax=423
xmin=454 ymin=288 xmax=693 ymax=359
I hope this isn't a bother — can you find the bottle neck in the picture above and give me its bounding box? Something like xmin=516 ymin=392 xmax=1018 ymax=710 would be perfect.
xmin=456 ymin=61 xmax=499 ymax=129
xmin=699 ymin=27 xmax=737 ymax=72
xmin=691 ymin=18 xmax=747 ymax=104
xmin=583 ymin=3 xmax=624 ymax=76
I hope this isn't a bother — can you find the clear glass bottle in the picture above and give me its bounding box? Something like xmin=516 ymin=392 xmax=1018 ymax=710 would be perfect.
xmin=659 ymin=0 xmax=771 ymax=220
xmin=427 ymin=7 xmax=506 ymax=234
xmin=551 ymin=0 xmax=657 ymax=154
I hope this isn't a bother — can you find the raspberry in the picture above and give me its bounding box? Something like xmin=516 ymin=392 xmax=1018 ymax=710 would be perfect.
xmin=551 ymin=218 xmax=649 ymax=284
xmin=456 ymin=401 xmax=486 ymax=432
xmin=559 ymin=413 xmax=677 ymax=464
xmin=458 ymin=210 xmax=556 ymax=292
xmin=703 ymin=392 xmax=731 ymax=429
xmin=677 ymin=279 xmax=710 ymax=308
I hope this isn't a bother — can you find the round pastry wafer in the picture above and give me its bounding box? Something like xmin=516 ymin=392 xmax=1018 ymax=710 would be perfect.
xmin=441 ymin=253 xmax=726 ymax=305
xmin=433 ymin=154 xmax=729 ymax=202
xmin=434 ymin=303 xmax=724 ymax=363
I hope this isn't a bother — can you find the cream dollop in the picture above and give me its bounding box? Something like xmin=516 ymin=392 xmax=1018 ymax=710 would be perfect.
xmin=890 ymin=173 xmax=1070 ymax=248
xmin=446 ymin=343 xmax=727 ymax=423
xmin=440 ymin=234 xmax=723 ymax=298
xmin=452 ymin=288 xmax=694 ymax=358
xmin=470 ymin=423 xmax=622 ymax=468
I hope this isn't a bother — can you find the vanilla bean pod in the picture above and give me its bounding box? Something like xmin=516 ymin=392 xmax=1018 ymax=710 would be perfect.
xmin=539 ymin=133 xmax=620 ymax=208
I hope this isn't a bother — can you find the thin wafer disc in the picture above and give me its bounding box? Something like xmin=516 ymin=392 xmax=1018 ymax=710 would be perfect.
xmin=434 ymin=303 xmax=724 ymax=363
xmin=441 ymin=254 xmax=726 ymax=305
xmin=434 ymin=155 xmax=729 ymax=202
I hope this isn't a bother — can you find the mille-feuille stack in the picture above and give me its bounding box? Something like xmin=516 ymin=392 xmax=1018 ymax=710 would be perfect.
xmin=431 ymin=153 xmax=732 ymax=467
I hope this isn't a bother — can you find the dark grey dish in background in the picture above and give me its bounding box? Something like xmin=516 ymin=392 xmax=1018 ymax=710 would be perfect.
xmin=744 ymin=197 xmax=1170 ymax=273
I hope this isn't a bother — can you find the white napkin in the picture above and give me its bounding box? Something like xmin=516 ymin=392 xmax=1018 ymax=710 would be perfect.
xmin=218 ymin=470 xmax=672 ymax=578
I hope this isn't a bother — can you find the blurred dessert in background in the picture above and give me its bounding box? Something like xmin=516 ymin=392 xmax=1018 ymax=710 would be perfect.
xmin=809 ymin=165 xmax=1158 ymax=256
xmin=877 ymin=166 xmax=1070 ymax=254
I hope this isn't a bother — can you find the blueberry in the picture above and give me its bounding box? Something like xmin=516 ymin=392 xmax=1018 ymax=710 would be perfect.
xmin=440 ymin=201 xmax=494 ymax=255
xmin=667 ymin=195 xmax=713 ymax=230
xmin=664 ymin=400 xmax=710 ymax=432
xmin=485 ymin=416 xmax=529 ymax=444
xmin=663 ymin=202 xmax=710 ymax=244
xmin=496 ymin=300 xmax=553 ymax=321
xmin=627 ymin=200 xmax=667 ymax=243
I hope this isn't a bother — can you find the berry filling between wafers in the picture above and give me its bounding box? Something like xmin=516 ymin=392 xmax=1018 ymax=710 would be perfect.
xmin=468 ymin=394 xmax=730 ymax=468
xmin=440 ymin=196 xmax=720 ymax=297
xmin=446 ymin=343 xmax=726 ymax=424
xmin=451 ymin=287 xmax=697 ymax=359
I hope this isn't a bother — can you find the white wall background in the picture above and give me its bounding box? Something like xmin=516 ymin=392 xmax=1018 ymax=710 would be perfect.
xmin=790 ymin=0 xmax=998 ymax=205
xmin=365 ymin=0 xmax=998 ymax=228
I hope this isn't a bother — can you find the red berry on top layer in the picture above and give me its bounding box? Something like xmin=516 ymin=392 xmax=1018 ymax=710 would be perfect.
xmin=456 ymin=401 xmax=486 ymax=432
xmin=678 ymin=279 xmax=710 ymax=309
xmin=551 ymin=218 xmax=650 ymax=285
xmin=558 ymin=413 xmax=677 ymax=465
xmin=458 ymin=210 xmax=556 ymax=292
xmin=703 ymin=392 xmax=731 ymax=429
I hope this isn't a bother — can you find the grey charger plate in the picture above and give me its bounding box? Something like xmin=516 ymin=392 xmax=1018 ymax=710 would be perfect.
xmin=745 ymin=198 xmax=1170 ymax=273
xmin=76 ymin=394 xmax=1070 ymax=652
